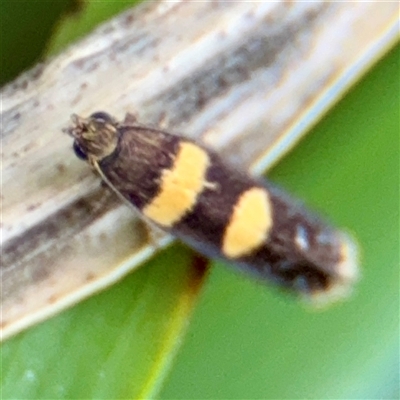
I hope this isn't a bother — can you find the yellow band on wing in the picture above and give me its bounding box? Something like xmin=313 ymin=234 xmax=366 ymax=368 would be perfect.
xmin=223 ymin=187 xmax=273 ymax=258
xmin=143 ymin=142 xmax=209 ymax=227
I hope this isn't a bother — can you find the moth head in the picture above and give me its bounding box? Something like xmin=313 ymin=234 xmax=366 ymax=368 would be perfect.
xmin=66 ymin=111 xmax=119 ymax=163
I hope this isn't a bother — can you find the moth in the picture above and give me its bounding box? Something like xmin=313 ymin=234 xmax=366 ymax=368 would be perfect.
xmin=66 ymin=112 xmax=358 ymax=302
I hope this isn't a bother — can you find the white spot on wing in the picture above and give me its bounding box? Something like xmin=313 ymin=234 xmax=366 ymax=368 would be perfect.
xmin=295 ymin=225 xmax=309 ymax=251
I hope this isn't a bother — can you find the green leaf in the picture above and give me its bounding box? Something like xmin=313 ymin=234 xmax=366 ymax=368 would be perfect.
xmin=46 ymin=0 xmax=142 ymax=56
xmin=0 ymin=0 xmax=71 ymax=85
xmin=1 ymin=245 xmax=208 ymax=399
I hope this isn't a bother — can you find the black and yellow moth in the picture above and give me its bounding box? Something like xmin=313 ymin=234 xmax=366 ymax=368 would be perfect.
xmin=66 ymin=112 xmax=358 ymax=302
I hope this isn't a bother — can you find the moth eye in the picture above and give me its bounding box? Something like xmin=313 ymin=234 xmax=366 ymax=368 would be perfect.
xmin=90 ymin=111 xmax=114 ymax=124
xmin=73 ymin=141 xmax=88 ymax=160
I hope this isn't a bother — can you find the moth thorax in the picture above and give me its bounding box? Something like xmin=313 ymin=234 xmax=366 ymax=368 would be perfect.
xmin=79 ymin=122 xmax=119 ymax=161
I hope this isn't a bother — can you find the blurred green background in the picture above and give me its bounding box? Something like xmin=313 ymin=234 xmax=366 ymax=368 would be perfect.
xmin=1 ymin=1 xmax=399 ymax=399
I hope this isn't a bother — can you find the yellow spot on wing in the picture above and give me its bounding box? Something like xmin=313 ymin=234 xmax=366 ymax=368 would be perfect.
xmin=223 ymin=187 xmax=273 ymax=258
xmin=143 ymin=142 xmax=209 ymax=227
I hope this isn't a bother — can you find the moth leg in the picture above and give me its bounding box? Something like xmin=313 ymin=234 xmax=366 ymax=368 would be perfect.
xmin=123 ymin=112 xmax=138 ymax=125
xmin=154 ymin=111 xmax=169 ymax=130
xmin=123 ymin=111 xmax=172 ymax=132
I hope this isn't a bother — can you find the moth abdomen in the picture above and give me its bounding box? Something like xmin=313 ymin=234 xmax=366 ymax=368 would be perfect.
xmin=66 ymin=111 xmax=358 ymax=302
